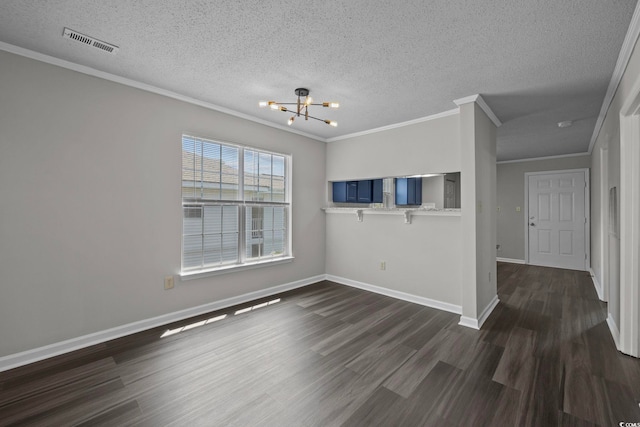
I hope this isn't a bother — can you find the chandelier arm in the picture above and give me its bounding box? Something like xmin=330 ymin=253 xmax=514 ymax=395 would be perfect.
xmin=270 ymin=102 xmax=333 ymax=106
xmin=277 ymin=109 xmax=335 ymax=126
xmin=305 ymin=114 xmax=329 ymax=123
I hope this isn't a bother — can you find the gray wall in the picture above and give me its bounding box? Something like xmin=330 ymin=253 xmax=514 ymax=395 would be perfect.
xmin=422 ymin=175 xmax=444 ymax=208
xmin=326 ymin=114 xmax=461 ymax=180
xmin=473 ymin=104 xmax=497 ymax=316
xmin=459 ymin=102 xmax=497 ymax=320
xmin=326 ymin=114 xmax=463 ymax=307
xmin=496 ymin=155 xmax=591 ymax=261
xmin=422 ymin=173 xmax=462 ymax=209
xmin=0 ymin=50 xmax=327 ymax=357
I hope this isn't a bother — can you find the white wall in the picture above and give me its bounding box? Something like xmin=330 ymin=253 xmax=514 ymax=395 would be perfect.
xmin=459 ymin=102 xmax=497 ymax=320
xmin=473 ymin=104 xmax=498 ymax=316
xmin=325 ymin=214 xmax=462 ymax=305
xmin=496 ymin=155 xmax=592 ymax=261
xmin=326 ymin=114 xmax=461 ymax=180
xmin=0 ymin=51 xmax=326 ymax=357
xmin=422 ymin=175 xmax=444 ymax=208
xmin=325 ymin=114 xmax=463 ymax=307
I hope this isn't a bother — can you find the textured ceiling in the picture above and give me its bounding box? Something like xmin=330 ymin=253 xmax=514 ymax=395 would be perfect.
xmin=0 ymin=0 xmax=636 ymax=161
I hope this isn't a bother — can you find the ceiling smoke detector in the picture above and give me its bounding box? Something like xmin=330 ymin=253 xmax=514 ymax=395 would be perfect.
xmin=62 ymin=28 xmax=119 ymax=54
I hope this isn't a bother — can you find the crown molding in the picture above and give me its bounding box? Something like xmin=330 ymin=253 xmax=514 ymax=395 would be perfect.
xmin=0 ymin=41 xmax=326 ymax=143
xmin=497 ymin=151 xmax=590 ymax=164
xmin=453 ymin=94 xmax=502 ymax=127
xmin=588 ymin=0 xmax=640 ymax=154
xmin=326 ymin=108 xmax=459 ymax=143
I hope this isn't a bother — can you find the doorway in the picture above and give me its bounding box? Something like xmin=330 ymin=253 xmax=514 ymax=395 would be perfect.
xmin=525 ymin=169 xmax=590 ymax=271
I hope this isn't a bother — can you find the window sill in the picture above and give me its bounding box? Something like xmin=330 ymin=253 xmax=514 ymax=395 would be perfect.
xmin=180 ymin=256 xmax=295 ymax=281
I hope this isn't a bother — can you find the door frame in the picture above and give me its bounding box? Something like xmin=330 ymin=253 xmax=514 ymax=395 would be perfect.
xmin=599 ymin=147 xmax=609 ymax=302
xmin=619 ymin=72 xmax=640 ymax=357
xmin=523 ymin=168 xmax=591 ymax=270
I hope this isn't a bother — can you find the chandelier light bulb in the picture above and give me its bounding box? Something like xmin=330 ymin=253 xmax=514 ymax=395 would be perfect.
xmin=259 ymin=101 xmax=268 ymax=107
xmin=288 ymin=116 xmax=295 ymax=126
xmin=323 ymin=102 xmax=340 ymax=108
xmin=270 ymin=103 xmax=280 ymax=110
xmin=325 ymin=120 xmax=338 ymax=127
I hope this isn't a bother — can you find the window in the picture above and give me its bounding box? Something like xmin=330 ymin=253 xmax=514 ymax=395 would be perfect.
xmin=181 ymin=135 xmax=290 ymax=273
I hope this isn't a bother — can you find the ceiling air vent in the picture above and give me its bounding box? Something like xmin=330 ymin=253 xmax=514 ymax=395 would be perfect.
xmin=62 ymin=28 xmax=119 ymax=54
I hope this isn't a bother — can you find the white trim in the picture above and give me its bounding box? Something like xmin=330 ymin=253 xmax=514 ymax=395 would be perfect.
xmin=180 ymin=257 xmax=294 ymax=280
xmin=524 ymin=172 xmax=530 ymax=264
xmin=322 ymin=207 xmax=462 ymax=218
xmin=585 ymin=170 xmax=592 ymax=270
xmin=599 ymin=146 xmax=610 ymax=303
xmin=458 ymin=316 xmax=480 ymax=329
xmin=589 ymin=268 xmax=604 ymax=301
xmin=496 ymin=257 xmax=525 ymax=264
xmin=453 ymin=94 xmax=502 ymax=127
xmin=618 ymin=72 xmax=640 ymax=358
xmin=497 ymin=152 xmax=590 ymax=165
xmin=479 ymin=296 xmax=500 ymax=326
xmin=325 ymin=108 xmax=459 ymax=143
xmin=607 ymin=313 xmax=621 ymax=349
xmin=524 ymin=168 xmax=590 ymax=270
xmin=325 ymin=274 xmax=462 ymax=314
xmin=588 ymin=1 xmax=640 ymax=154
xmin=458 ymin=295 xmax=500 ymax=330
xmin=0 ymin=41 xmax=465 ymax=146
xmin=0 ymin=41 xmax=325 ymax=143
xmin=0 ymin=274 xmax=324 ymax=373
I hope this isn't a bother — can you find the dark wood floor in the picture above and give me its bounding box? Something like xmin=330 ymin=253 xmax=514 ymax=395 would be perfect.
xmin=1 ymin=263 xmax=639 ymax=426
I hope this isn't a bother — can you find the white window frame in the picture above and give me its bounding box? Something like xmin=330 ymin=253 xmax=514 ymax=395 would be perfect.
xmin=180 ymin=135 xmax=292 ymax=280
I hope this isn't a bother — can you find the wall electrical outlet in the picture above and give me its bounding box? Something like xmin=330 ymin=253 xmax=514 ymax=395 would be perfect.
xmin=380 ymin=261 xmax=386 ymax=271
xmin=164 ymin=276 xmax=175 ymax=290
xmin=516 ymin=206 xmax=521 ymax=212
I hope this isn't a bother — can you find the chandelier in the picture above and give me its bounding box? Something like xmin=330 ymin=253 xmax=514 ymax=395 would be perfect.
xmin=259 ymin=88 xmax=339 ymax=127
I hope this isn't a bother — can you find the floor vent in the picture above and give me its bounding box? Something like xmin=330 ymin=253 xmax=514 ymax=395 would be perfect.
xmin=62 ymin=28 xmax=119 ymax=54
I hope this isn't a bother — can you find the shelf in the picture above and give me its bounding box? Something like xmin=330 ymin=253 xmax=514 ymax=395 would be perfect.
xmin=322 ymin=207 xmax=461 ymax=223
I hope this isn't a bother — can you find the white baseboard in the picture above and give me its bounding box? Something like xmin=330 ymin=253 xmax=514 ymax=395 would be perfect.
xmin=325 ymin=275 xmax=462 ymax=315
xmin=458 ymin=295 xmax=500 ymax=330
xmin=0 ymin=274 xmax=325 ymax=373
xmin=589 ymin=268 xmax=604 ymax=301
xmin=496 ymin=257 xmax=525 ymax=264
xmin=607 ymin=313 xmax=621 ymax=349
xmin=458 ymin=316 xmax=479 ymax=329
xmin=479 ymin=295 xmax=500 ymax=327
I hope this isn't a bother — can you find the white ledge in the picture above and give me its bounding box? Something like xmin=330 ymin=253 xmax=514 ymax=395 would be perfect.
xmin=322 ymin=207 xmax=461 ymax=220
xmin=180 ymin=256 xmax=294 ymax=280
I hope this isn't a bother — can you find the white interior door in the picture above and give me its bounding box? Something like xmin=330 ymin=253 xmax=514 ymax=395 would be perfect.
xmin=527 ymin=170 xmax=587 ymax=271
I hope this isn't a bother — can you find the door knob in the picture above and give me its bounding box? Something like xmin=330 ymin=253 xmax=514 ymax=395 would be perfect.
xmin=529 ymin=222 xmax=536 ymax=226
